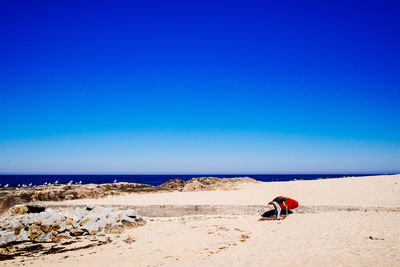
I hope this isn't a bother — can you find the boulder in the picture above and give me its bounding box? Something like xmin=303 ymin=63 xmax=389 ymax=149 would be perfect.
xmin=69 ymin=228 xmax=85 ymax=236
xmin=41 ymin=224 xmax=52 ymax=233
xmin=8 ymin=205 xmax=29 ymax=216
xmin=28 ymin=224 xmax=42 ymax=240
xmin=107 ymin=224 xmax=124 ymax=234
xmin=0 ymin=204 xmax=146 ymax=245
xmin=81 ymin=221 xmax=100 ymax=235
xmin=52 ymin=234 xmax=71 ymax=243
xmin=135 ymin=218 xmax=147 ymax=227
xmin=55 ymin=222 xmax=66 ymax=232
xmin=0 ymin=231 xmax=16 ymax=244
xmin=16 ymin=229 xmax=29 ymax=241
xmin=125 ymin=209 xmax=137 ymax=218
xmin=122 ymin=220 xmax=136 ymax=229
xmin=35 ymin=231 xmax=54 ymax=242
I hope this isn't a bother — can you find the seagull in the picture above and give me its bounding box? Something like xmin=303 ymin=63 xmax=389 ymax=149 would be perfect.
xmin=67 ymin=180 xmax=73 ymax=185
xmin=4 ymin=184 xmax=8 ymax=188
xmin=54 ymin=180 xmax=58 ymax=185
xmin=18 ymin=184 xmax=21 ymax=187
xmin=28 ymin=183 xmax=32 ymax=187
xmin=113 ymin=179 xmax=117 ymax=183
xmin=44 ymin=182 xmax=48 ymax=185
xmin=79 ymin=181 xmax=82 ymax=184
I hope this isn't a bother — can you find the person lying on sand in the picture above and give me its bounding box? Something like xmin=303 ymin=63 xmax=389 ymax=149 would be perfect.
xmin=259 ymin=196 xmax=299 ymax=221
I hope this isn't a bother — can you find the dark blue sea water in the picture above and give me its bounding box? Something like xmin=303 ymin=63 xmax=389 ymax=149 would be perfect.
xmin=0 ymin=174 xmax=381 ymax=187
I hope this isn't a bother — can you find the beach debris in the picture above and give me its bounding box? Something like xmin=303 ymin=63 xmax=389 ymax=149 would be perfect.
xmin=368 ymin=236 xmax=384 ymax=240
xmin=0 ymin=205 xmax=146 ymax=245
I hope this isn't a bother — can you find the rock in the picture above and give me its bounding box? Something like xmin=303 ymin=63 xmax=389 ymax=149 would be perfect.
xmin=115 ymin=213 xmax=123 ymax=222
xmin=72 ymin=221 xmax=79 ymax=228
xmin=8 ymin=205 xmax=29 ymax=216
xmin=35 ymin=231 xmax=54 ymax=242
xmin=28 ymin=224 xmax=42 ymax=240
xmin=0 ymin=231 xmax=16 ymax=244
xmin=79 ymin=218 xmax=90 ymax=226
xmin=21 ymin=214 xmax=41 ymax=225
xmin=14 ymin=226 xmax=22 ymax=235
xmin=125 ymin=209 xmax=137 ymax=218
xmin=107 ymin=224 xmax=124 ymax=234
xmin=0 ymin=204 xmax=146 ymax=244
xmin=16 ymin=229 xmax=29 ymax=241
xmin=64 ymin=213 xmax=80 ymax=222
xmin=69 ymin=228 xmax=85 ymax=236
xmin=96 ymin=217 xmax=114 ymax=229
xmin=135 ymin=218 xmax=147 ymax=227
xmin=41 ymin=224 xmax=52 ymax=233
xmin=55 ymin=222 xmax=66 ymax=233
xmin=81 ymin=221 xmax=100 ymax=235
xmin=52 ymin=223 xmax=61 ymax=232
xmin=183 ymin=179 xmax=204 ymax=191
xmin=52 ymin=234 xmax=71 ymax=243
xmin=122 ymin=220 xmax=136 ymax=229
xmin=104 ymin=223 xmax=112 ymax=233
xmin=158 ymin=179 xmax=186 ymax=191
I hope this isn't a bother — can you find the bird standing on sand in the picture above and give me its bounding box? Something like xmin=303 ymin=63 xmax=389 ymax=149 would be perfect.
xmin=79 ymin=181 xmax=82 ymax=184
xmin=113 ymin=179 xmax=117 ymax=183
xmin=68 ymin=180 xmax=73 ymax=185
xmin=55 ymin=180 xmax=58 ymax=185
xmin=4 ymin=184 xmax=8 ymax=188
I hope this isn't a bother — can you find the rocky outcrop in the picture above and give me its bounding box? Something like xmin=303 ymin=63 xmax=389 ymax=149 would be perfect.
xmin=0 ymin=205 xmax=146 ymax=245
xmin=0 ymin=177 xmax=258 ymax=215
xmin=182 ymin=177 xmax=256 ymax=191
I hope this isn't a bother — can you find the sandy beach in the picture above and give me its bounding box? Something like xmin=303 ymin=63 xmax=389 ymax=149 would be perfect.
xmin=1 ymin=174 xmax=399 ymax=266
xmin=60 ymin=174 xmax=400 ymax=207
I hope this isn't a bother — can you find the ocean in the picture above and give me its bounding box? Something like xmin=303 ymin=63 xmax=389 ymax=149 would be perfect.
xmin=0 ymin=174 xmax=380 ymax=187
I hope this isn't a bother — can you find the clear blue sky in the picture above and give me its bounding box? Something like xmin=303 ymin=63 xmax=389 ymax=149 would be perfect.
xmin=1 ymin=0 xmax=399 ymax=174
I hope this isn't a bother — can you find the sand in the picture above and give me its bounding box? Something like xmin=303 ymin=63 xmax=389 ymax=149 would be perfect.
xmin=59 ymin=174 xmax=400 ymax=207
xmin=1 ymin=174 xmax=399 ymax=266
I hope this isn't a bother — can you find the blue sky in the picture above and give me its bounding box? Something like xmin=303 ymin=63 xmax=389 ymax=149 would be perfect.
xmin=0 ymin=0 xmax=399 ymax=174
